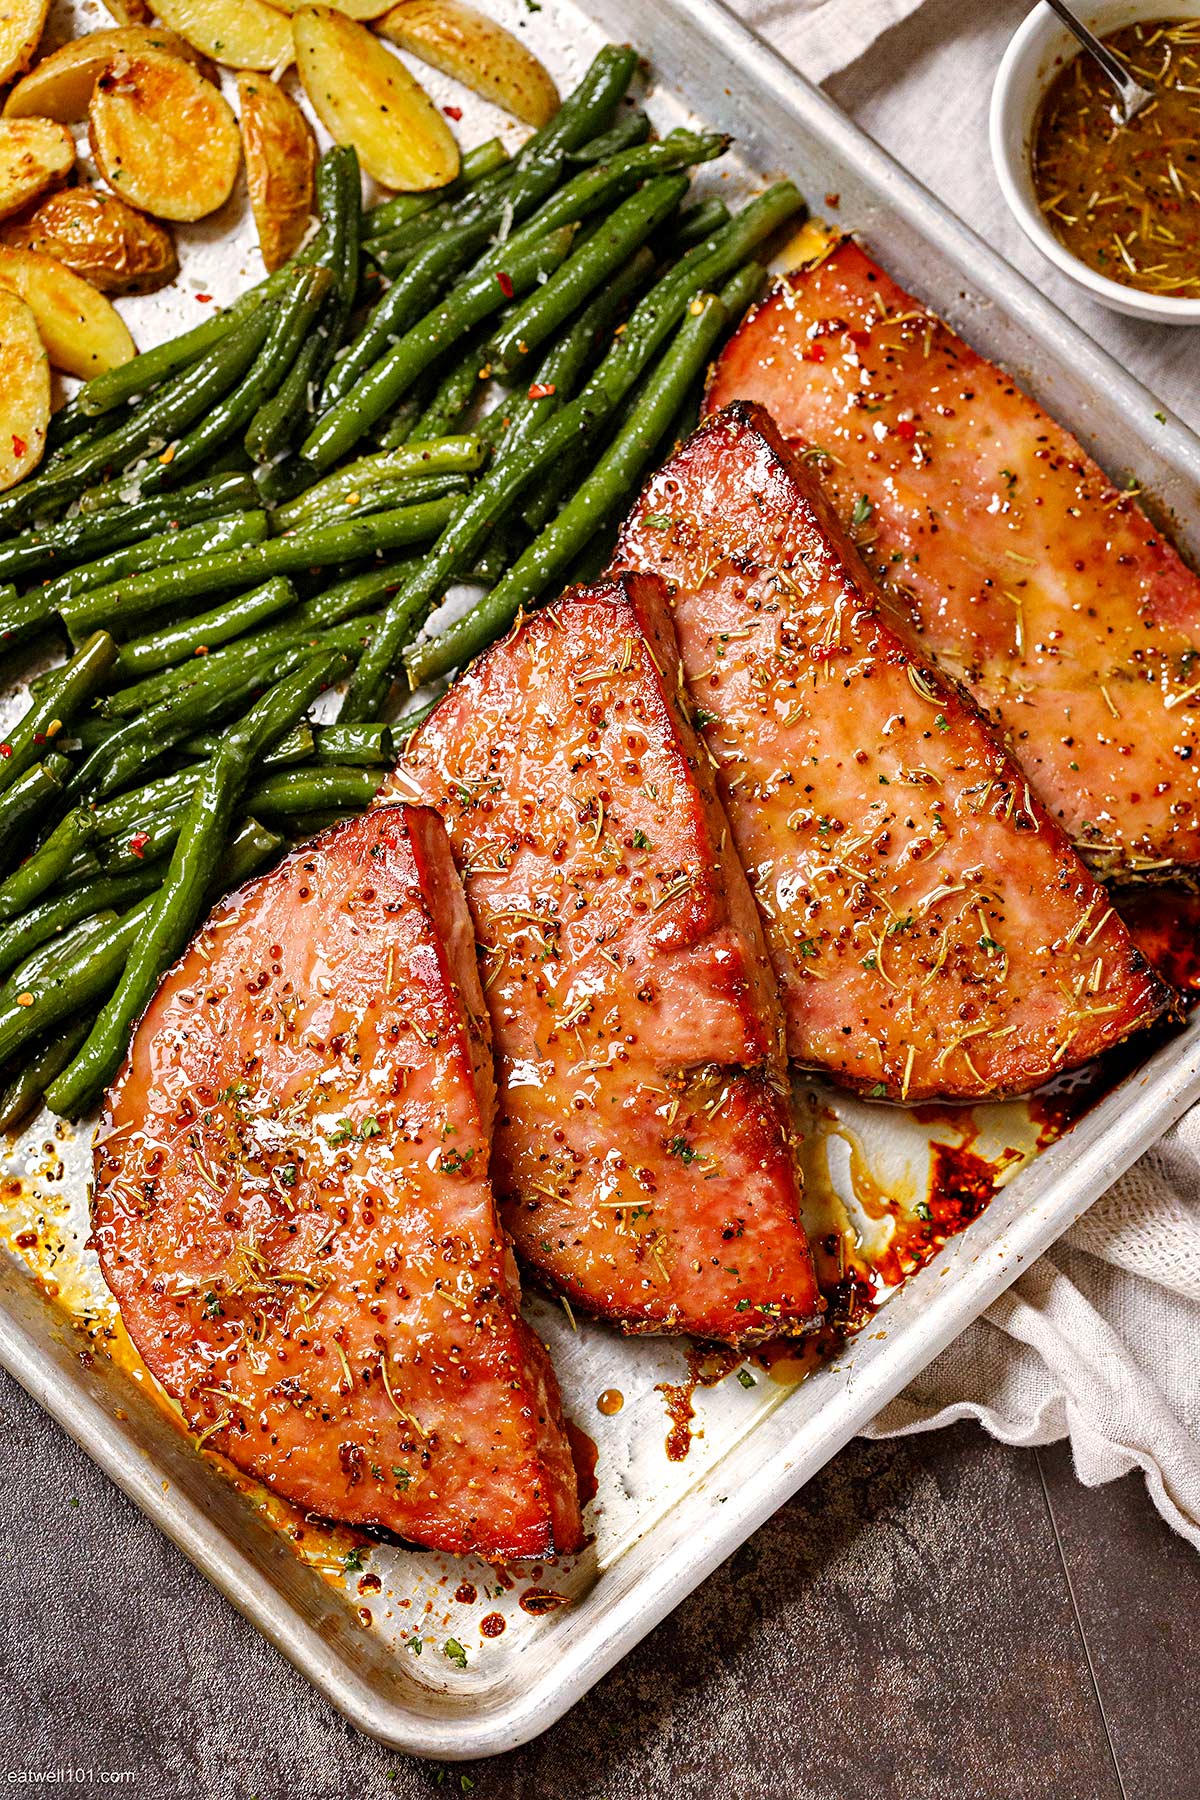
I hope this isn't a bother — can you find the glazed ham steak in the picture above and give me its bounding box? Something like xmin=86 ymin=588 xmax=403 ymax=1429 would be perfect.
xmin=93 ymin=805 xmax=584 ymax=1560
xmin=706 ymin=239 xmax=1200 ymax=880
xmin=615 ymin=404 xmax=1170 ymax=1100
xmin=401 ymin=572 xmax=820 ymax=1341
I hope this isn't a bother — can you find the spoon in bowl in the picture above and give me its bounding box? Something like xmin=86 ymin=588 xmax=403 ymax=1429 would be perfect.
xmin=1043 ymin=0 xmax=1155 ymax=122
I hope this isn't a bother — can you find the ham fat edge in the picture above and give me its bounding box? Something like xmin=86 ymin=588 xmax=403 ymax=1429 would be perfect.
xmin=400 ymin=572 xmax=821 ymax=1343
xmin=93 ymin=805 xmax=584 ymax=1559
xmin=705 ymin=238 xmax=1200 ymax=882
xmin=614 ymin=403 xmax=1171 ymax=1101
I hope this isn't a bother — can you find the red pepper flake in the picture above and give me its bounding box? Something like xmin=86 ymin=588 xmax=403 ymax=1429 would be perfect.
xmin=32 ymin=731 xmax=45 ymax=744
xmin=11 ymin=435 xmax=25 ymax=459
xmin=527 ymin=381 xmax=556 ymax=400
xmin=806 ymin=342 xmax=826 ymax=362
xmin=495 ymin=270 xmax=514 ymax=299
xmin=894 ymin=419 xmax=919 ymax=442
xmin=196 ymin=293 xmax=213 ymax=303
xmin=824 ymin=191 xmax=841 ymax=209
xmin=0 ymin=744 xmax=12 ymax=758
xmin=442 ymin=104 xmax=462 ymax=120
xmin=128 ymin=832 xmax=151 ymax=859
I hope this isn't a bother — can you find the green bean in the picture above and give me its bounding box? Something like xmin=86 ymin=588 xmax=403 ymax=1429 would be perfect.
xmin=492 ymin=247 xmax=655 ymax=458
xmin=0 ymin=869 xmax=161 ymax=983
xmin=182 ymin=724 xmax=314 ymax=767
xmin=91 ymin=766 xmax=205 ymax=839
xmin=0 ymin=471 xmax=259 ymax=588
xmin=405 ymin=331 xmax=492 ymax=443
xmin=0 ymin=807 xmax=96 ymax=922
xmin=0 ymin=815 xmax=280 ymax=1085
xmin=304 ymin=225 xmax=577 ymax=470
xmin=245 ymin=149 xmax=362 ymax=462
xmin=490 ymin=175 xmax=689 ymax=375
xmin=295 ymin=556 xmax=420 ymax=630
xmin=337 ymin=193 xmax=799 ymax=722
xmin=2 ymin=910 xmax=121 ymax=1007
xmin=273 ymin=436 xmax=486 ymax=532
xmin=0 ymin=631 xmax=115 ymax=797
xmin=375 ymin=398 xmax=426 ymax=453
xmin=0 ymin=308 xmax=276 ymax=533
xmin=58 ymin=497 xmax=457 ymax=637
xmin=78 ymin=638 xmax=348 ymax=801
xmin=0 ymin=760 xmax=65 ymax=867
xmin=662 ymin=196 xmax=732 ymax=254
xmin=102 ymin=613 xmax=378 ymax=719
xmin=245 ymin=764 xmax=382 ymax=816
xmin=567 ymin=109 xmax=652 ymax=163
xmin=134 ymin=265 xmax=335 ymax=493
xmin=408 ymin=270 xmax=761 ymax=687
xmin=0 ymin=587 xmax=52 ymax=657
xmin=332 ymin=46 xmax=639 ymax=403
xmin=49 ymin=657 xmax=339 ymax=1115
xmin=110 ymin=577 xmax=298 ymax=681
xmin=366 ymin=137 xmax=510 ymax=239
xmin=369 ymin=126 xmax=725 ymax=284
xmin=0 ymin=1014 xmax=91 ymax=1133
xmin=32 ymin=512 xmax=271 ymax=612
xmin=74 ymin=271 xmax=295 ymax=417
xmin=311 ymin=723 xmax=393 ymax=766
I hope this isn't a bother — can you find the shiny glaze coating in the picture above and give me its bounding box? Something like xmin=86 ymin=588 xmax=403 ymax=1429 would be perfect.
xmin=93 ymin=805 xmax=583 ymax=1559
xmin=615 ymin=405 xmax=1170 ymax=1100
xmin=402 ymin=574 xmax=820 ymax=1341
xmin=706 ymin=240 xmax=1200 ymax=879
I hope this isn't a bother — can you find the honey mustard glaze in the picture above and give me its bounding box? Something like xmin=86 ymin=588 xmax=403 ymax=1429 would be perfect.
xmin=1033 ymin=18 xmax=1200 ymax=296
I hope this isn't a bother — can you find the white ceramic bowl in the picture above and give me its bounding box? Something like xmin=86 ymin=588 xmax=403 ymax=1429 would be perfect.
xmin=990 ymin=0 xmax=1200 ymax=324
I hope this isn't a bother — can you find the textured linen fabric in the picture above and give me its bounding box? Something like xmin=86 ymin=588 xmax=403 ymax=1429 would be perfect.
xmin=733 ymin=0 xmax=1200 ymax=1547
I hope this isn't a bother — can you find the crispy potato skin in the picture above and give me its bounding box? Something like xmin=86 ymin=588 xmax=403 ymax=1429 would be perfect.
xmin=238 ymin=73 xmax=315 ymax=271
xmin=615 ymin=405 xmax=1173 ymax=1100
xmin=0 ymin=286 xmax=48 ymax=490
xmin=1 ymin=185 xmax=177 ymax=293
xmin=4 ymin=26 xmax=211 ymax=121
xmin=93 ymin=806 xmax=584 ymax=1559
xmin=293 ymin=4 xmax=459 ymax=191
xmin=0 ymin=242 xmax=135 ymax=375
xmin=0 ymin=0 xmax=49 ymax=88
xmin=377 ymin=0 xmax=559 ymax=127
xmin=0 ymin=116 xmax=73 ymax=222
xmin=89 ymin=48 xmax=241 ymax=222
xmin=706 ymin=240 xmax=1200 ymax=880
xmin=404 ymin=573 xmax=820 ymax=1343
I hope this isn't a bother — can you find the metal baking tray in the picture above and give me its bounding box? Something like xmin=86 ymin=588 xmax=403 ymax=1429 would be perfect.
xmin=4 ymin=0 xmax=1200 ymax=1759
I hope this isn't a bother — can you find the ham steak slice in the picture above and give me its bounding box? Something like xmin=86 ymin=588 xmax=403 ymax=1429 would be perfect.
xmin=705 ymin=239 xmax=1200 ymax=880
xmin=614 ymin=404 xmax=1170 ymax=1100
xmin=93 ymin=804 xmax=583 ymax=1560
xmin=401 ymin=573 xmax=820 ymax=1341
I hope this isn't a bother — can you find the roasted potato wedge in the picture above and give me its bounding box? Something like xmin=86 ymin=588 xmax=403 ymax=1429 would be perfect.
xmin=0 ymin=288 xmax=48 ymax=491
xmin=0 ymin=0 xmax=49 ymax=89
xmin=0 ymin=244 xmax=136 ymax=377
xmin=4 ymin=27 xmax=210 ymax=121
xmin=1 ymin=186 xmax=177 ymax=293
xmin=153 ymin=0 xmax=293 ymax=73
xmin=89 ymin=50 xmax=241 ymax=222
xmin=293 ymin=5 xmax=458 ymax=190
xmin=238 ymin=73 xmax=315 ymax=269
xmin=377 ymin=0 xmax=559 ymax=127
xmin=0 ymin=117 xmax=73 ymax=221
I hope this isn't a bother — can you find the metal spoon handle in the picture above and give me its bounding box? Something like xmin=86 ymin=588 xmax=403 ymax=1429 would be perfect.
xmin=1043 ymin=0 xmax=1153 ymax=119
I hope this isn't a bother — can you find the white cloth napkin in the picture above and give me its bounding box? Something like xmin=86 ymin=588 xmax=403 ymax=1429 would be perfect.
xmin=731 ymin=0 xmax=1200 ymax=1547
